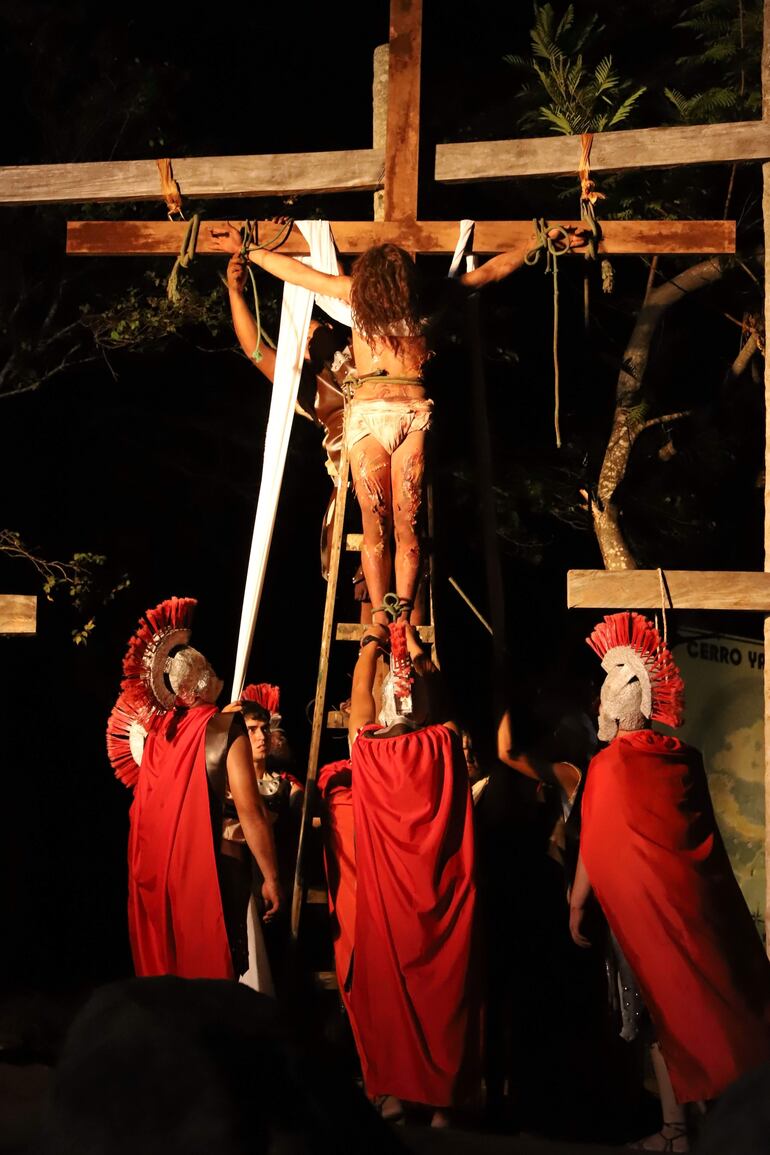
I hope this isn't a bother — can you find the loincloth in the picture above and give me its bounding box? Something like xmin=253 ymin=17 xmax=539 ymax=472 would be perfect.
xmin=345 ymin=397 xmax=433 ymax=456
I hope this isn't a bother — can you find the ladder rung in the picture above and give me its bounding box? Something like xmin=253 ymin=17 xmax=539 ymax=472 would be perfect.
xmin=306 ymin=887 xmax=328 ymax=905
xmin=314 ymin=970 xmax=339 ymax=991
xmin=326 ymin=709 xmax=349 ymax=730
xmin=335 ymin=623 xmax=435 ymax=643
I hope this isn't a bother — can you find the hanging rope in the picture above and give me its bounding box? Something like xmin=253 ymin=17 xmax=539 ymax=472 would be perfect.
xmin=579 ymin=133 xmax=614 ymax=304
xmin=166 ymin=213 xmax=200 ymax=304
xmin=156 ymin=158 xmax=185 ymax=221
xmin=578 ymin=133 xmax=606 ymax=330
xmin=578 ymin=133 xmax=604 ymax=258
xmin=238 ymin=218 xmax=295 ymax=364
xmin=525 ymin=219 xmax=571 ymax=449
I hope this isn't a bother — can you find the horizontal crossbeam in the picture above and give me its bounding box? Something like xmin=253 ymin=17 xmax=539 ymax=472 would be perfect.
xmin=0 ymin=149 xmax=385 ymax=206
xmin=567 ymin=570 xmax=770 ymax=612
xmin=436 ymin=119 xmax=770 ymax=184
xmin=0 ymin=595 xmax=37 ymax=635
xmin=66 ymin=219 xmax=735 ymax=257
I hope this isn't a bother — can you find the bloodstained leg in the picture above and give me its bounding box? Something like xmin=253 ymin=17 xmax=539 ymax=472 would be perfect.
xmin=391 ymin=429 xmax=426 ymax=621
xmin=350 ymin=435 xmax=394 ymax=625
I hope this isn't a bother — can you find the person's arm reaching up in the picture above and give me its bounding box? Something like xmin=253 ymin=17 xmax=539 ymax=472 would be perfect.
xmin=226 ymin=255 xmax=278 ymax=378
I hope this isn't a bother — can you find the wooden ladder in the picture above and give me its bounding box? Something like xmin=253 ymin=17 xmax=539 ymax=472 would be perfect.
xmin=290 ymin=441 xmax=436 ymax=982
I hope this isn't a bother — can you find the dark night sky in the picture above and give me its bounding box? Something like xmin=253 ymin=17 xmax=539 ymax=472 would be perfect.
xmin=0 ymin=1 xmax=765 ymax=992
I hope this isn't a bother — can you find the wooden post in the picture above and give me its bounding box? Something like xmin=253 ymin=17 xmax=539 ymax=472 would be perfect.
xmin=373 ymin=43 xmax=389 ymax=222
xmin=762 ymin=0 xmax=770 ymax=949
xmin=383 ymin=0 xmax=422 ymax=222
xmin=291 ymin=445 xmax=350 ymax=941
xmin=0 ymin=595 xmax=36 ymax=635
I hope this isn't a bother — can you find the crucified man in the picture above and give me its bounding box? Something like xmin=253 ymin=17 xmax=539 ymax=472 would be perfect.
xmin=210 ymin=226 xmax=585 ymax=625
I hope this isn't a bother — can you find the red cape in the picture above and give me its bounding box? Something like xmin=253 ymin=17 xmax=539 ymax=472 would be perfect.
xmin=128 ymin=705 xmax=233 ymax=980
xmin=318 ymin=760 xmax=357 ymax=1019
xmin=349 ymin=724 xmax=477 ymax=1107
xmin=581 ymin=730 xmax=770 ymax=1101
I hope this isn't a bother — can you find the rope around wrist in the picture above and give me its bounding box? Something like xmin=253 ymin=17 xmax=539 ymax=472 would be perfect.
xmin=237 ymin=219 xmax=295 ymax=363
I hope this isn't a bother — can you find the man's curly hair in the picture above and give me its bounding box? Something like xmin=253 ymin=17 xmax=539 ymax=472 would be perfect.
xmin=349 ymin=244 xmax=425 ymax=355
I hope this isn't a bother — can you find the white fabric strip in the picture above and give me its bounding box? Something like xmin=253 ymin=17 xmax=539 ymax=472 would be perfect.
xmin=448 ymin=219 xmax=476 ymax=277
xmin=230 ymin=222 xmax=348 ymax=699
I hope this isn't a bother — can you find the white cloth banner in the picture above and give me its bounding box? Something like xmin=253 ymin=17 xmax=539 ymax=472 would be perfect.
xmin=230 ymin=222 xmax=348 ymax=699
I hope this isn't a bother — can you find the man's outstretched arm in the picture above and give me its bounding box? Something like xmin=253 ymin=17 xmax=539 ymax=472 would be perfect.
xmin=458 ymin=226 xmax=588 ymax=290
xmin=211 ymin=222 xmax=352 ymax=301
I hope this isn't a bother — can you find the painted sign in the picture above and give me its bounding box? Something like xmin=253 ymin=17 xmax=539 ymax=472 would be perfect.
xmin=666 ymin=629 xmax=765 ymax=938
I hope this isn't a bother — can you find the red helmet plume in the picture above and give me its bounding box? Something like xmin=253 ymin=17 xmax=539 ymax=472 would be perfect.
xmin=586 ymin=611 xmax=684 ymax=729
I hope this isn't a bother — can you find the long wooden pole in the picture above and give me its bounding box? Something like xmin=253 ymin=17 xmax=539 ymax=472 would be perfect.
xmin=762 ymin=0 xmax=770 ymax=950
xmin=290 ymin=445 xmax=350 ymax=941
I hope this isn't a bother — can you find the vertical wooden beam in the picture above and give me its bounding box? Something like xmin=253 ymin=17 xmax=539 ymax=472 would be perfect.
xmin=291 ymin=444 xmax=351 ymax=941
xmin=762 ymin=0 xmax=770 ymax=948
xmin=373 ymin=43 xmax=389 ymax=222
xmin=383 ymin=0 xmax=422 ymax=222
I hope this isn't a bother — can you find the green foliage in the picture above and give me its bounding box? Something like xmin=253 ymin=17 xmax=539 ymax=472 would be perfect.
xmin=0 ymin=530 xmax=130 ymax=643
xmin=79 ymin=271 xmax=231 ymax=352
xmin=668 ymin=0 xmax=762 ymax=121
xmin=503 ymin=3 xmax=646 ymax=135
xmin=0 ymin=238 xmax=249 ymax=398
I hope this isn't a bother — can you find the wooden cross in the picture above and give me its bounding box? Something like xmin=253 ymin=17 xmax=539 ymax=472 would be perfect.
xmin=2 ymin=0 xmax=764 ymax=886
xmin=0 ymin=2 xmax=735 ymax=261
xmin=0 ymin=595 xmax=37 ymax=635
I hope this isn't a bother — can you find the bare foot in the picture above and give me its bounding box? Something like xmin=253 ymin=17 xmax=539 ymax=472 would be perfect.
xmin=627 ymin=1121 xmax=689 ymax=1152
xmin=431 ymin=1109 xmax=451 ymax=1129
xmin=371 ymin=1094 xmax=404 ymax=1123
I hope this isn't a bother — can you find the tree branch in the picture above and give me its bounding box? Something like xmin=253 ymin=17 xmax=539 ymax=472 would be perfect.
xmin=637 ymin=410 xmax=691 ymax=435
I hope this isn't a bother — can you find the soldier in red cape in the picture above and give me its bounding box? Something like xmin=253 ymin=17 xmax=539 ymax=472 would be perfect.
xmin=106 ymin=597 xmax=282 ymax=985
xmin=570 ymin=612 xmax=770 ymax=1151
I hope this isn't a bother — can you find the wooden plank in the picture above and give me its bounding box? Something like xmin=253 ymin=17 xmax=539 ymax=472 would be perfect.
xmin=567 ymin=570 xmax=770 ymax=611
xmin=436 ymin=119 xmax=770 ymax=184
xmin=763 ymin=0 xmax=770 ymax=945
xmin=66 ymin=219 xmax=736 ymax=257
xmin=0 ymin=595 xmax=36 ymax=635
xmin=326 ymin=710 xmax=348 ymax=730
xmin=765 ymin=135 xmax=770 ymax=929
xmin=336 ymin=622 xmax=435 ymax=642
xmin=0 ymin=150 xmax=385 ymax=207
xmin=306 ymin=888 xmax=328 ymax=905
xmin=384 ymin=0 xmax=422 ymax=221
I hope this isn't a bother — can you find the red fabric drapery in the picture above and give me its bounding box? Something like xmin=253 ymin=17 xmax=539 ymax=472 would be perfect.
xmin=582 ymin=730 xmax=770 ymax=1102
xmin=349 ymin=723 xmax=477 ymax=1107
xmin=318 ymin=760 xmax=357 ymax=1027
xmin=128 ymin=705 xmax=233 ymax=980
